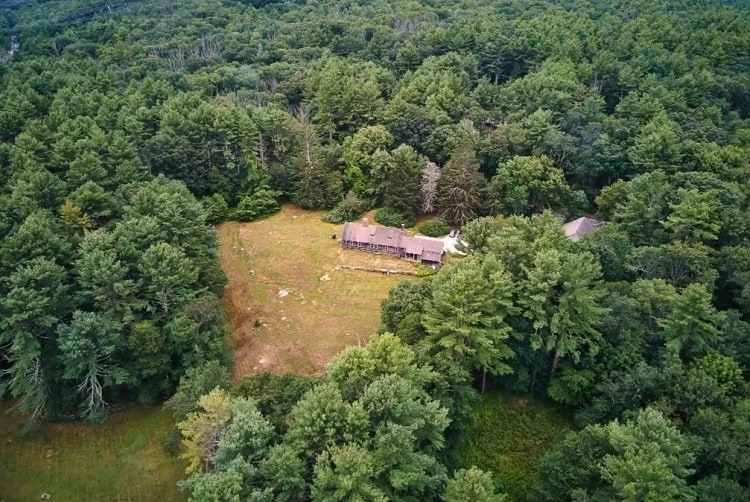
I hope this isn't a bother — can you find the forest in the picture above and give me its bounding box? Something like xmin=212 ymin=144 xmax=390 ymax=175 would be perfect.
xmin=1 ymin=0 xmax=750 ymax=499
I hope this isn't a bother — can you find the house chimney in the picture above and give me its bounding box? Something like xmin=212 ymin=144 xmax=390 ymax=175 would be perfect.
xmin=362 ymin=218 xmax=369 ymax=227
xmin=401 ymin=224 xmax=406 ymax=236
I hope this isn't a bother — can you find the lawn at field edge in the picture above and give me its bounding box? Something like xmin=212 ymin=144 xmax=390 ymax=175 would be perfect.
xmin=0 ymin=402 xmax=186 ymax=502
xmin=219 ymin=205 xmax=419 ymax=379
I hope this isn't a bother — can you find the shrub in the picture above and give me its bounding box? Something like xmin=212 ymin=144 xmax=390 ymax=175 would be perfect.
xmin=201 ymin=193 xmax=229 ymax=224
xmin=415 ymin=263 xmax=439 ymax=277
xmin=322 ymin=191 xmax=370 ymax=224
xmin=418 ymin=218 xmax=451 ymax=237
xmin=233 ymin=187 xmax=281 ymax=221
xmin=374 ymin=207 xmax=416 ymax=228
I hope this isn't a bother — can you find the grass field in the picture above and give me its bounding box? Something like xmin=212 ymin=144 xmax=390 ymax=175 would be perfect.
xmin=219 ymin=205 xmax=418 ymax=379
xmin=0 ymin=403 xmax=186 ymax=502
xmin=456 ymin=391 xmax=574 ymax=501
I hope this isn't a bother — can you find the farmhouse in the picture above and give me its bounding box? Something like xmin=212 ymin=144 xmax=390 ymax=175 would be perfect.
xmin=341 ymin=219 xmax=444 ymax=266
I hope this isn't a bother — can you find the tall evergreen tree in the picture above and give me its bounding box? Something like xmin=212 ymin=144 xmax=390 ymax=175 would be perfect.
xmin=422 ymin=256 xmax=517 ymax=391
xmin=380 ymin=144 xmax=426 ymax=220
xmin=437 ymin=140 xmax=486 ymax=226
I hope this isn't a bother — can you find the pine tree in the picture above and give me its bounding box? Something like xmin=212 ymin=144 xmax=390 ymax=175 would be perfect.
xmin=178 ymin=387 xmax=234 ymax=474
xmin=59 ymin=199 xmax=93 ymax=236
xmin=381 ymin=144 xmax=426 ymax=220
xmin=422 ymin=256 xmax=517 ymax=391
xmin=443 ymin=467 xmax=507 ymax=502
xmin=519 ymin=250 xmax=609 ymax=375
xmin=437 ymin=141 xmax=486 ymax=226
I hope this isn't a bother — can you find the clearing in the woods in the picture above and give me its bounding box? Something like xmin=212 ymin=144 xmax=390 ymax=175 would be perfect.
xmin=0 ymin=403 xmax=186 ymax=502
xmin=219 ymin=205 xmax=419 ymax=379
xmin=456 ymin=391 xmax=574 ymax=501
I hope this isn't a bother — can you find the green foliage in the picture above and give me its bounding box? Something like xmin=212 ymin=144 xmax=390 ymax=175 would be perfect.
xmin=565 ymin=190 xmax=590 ymax=219
xmin=178 ymin=387 xmax=235 ymax=474
xmin=519 ymin=249 xmax=610 ymax=373
xmin=58 ymin=199 xmax=93 ymax=236
xmin=536 ymin=408 xmax=695 ymax=501
xmin=341 ymin=125 xmax=393 ymax=191
xmin=237 ymin=373 xmax=318 ymax=434
xmin=457 ymin=392 xmax=572 ymax=501
xmin=126 ymin=321 xmax=171 ymax=401
xmin=167 ymin=361 xmax=232 ymax=424
xmin=694 ymin=476 xmax=750 ymax=502
xmin=627 ymin=112 xmax=685 ymax=173
xmin=138 ymin=242 xmax=199 ymax=317
xmin=309 ymin=57 xmax=392 ymax=138
xmin=416 ymin=263 xmax=440 ymax=277
xmin=423 ymin=256 xmax=517 ymax=377
xmin=232 ymin=188 xmax=281 ymax=222
xmin=693 ymin=355 xmax=743 ymax=395
xmin=202 ymin=193 xmax=230 ymax=225
xmin=489 ymin=155 xmax=570 ymax=216
xmin=374 ymin=206 xmax=415 ymax=228
xmin=293 ymin=144 xmax=345 ymax=210
xmin=4 ymin=0 xmax=750 ymax=498
xmin=419 ymin=218 xmax=451 ymax=237
xmin=321 ymin=191 xmax=370 ymax=224
xmin=438 ymin=140 xmax=486 ymax=226
xmin=380 ymin=281 xmax=433 ymax=334
xmin=0 ymin=175 xmax=227 ymax=421
xmin=180 ymin=334 xmax=453 ymax=500
xmin=377 ymin=144 xmax=426 ymax=220
xmin=443 ymin=467 xmax=507 ymax=502
xmin=595 ymin=179 xmax=628 ymax=221
xmin=662 ymin=189 xmax=723 ymax=243
xmin=57 ymin=311 xmax=125 ymax=422
xmin=454 ymin=216 xmax=503 ymax=255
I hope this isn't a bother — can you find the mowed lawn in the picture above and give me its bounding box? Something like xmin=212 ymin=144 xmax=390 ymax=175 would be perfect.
xmin=0 ymin=403 xmax=186 ymax=502
xmin=219 ymin=205 xmax=418 ymax=378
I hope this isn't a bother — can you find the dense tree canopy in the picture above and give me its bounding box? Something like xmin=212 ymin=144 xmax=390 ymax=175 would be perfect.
xmin=2 ymin=0 xmax=750 ymax=499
